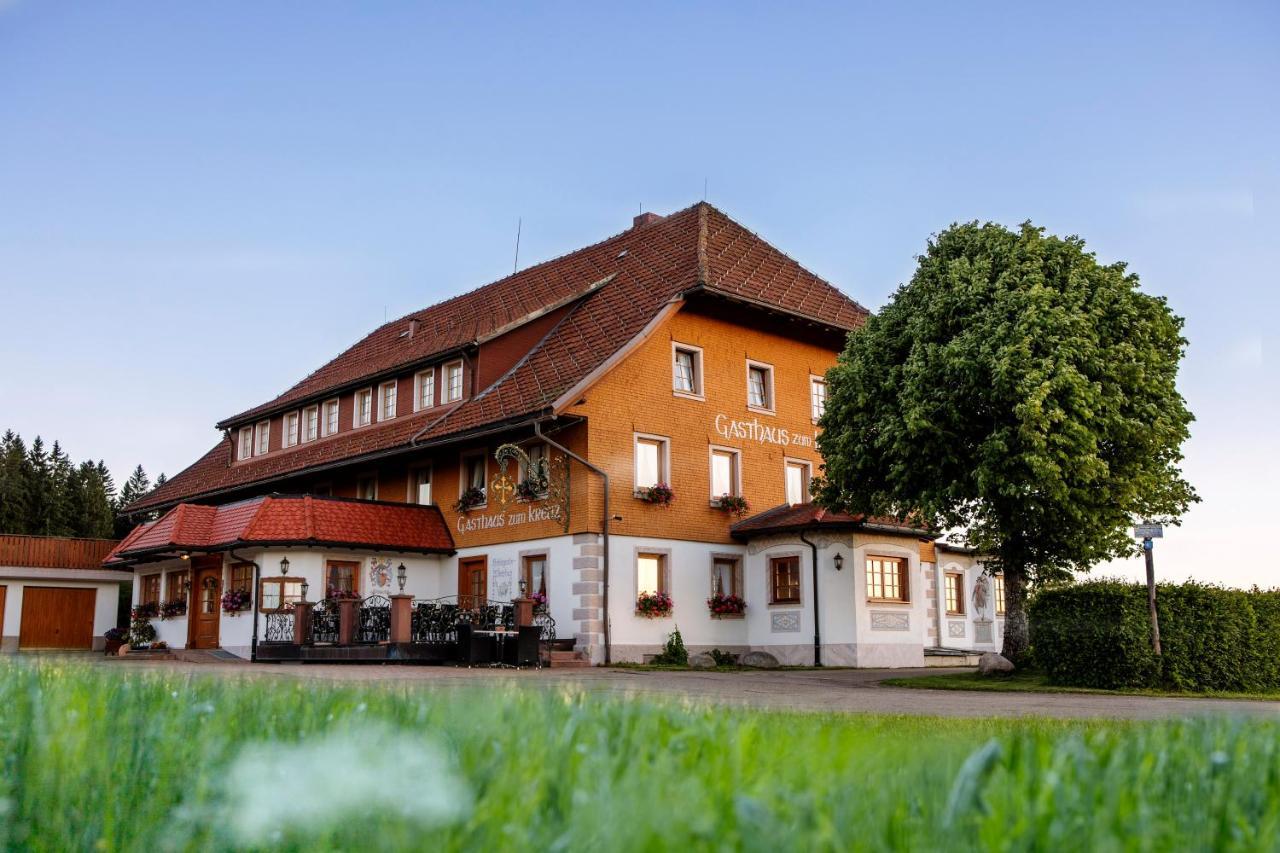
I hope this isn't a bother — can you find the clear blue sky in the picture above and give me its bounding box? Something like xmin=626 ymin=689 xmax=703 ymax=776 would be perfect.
xmin=1 ymin=2 xmax=1276 ymax=584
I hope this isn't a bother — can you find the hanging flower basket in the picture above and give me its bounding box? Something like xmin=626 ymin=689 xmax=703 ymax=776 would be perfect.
xmin=636 ymin=591 xmax=673 ymax=618
xmin=516 ymin=476 xmax=548 ymax=502
xmin=159 ymin=599 xmax=187 ymax=620
xmin=531 ymin=590 xmax=548 ymax=611
xmin=707 ymin=593 xmax=747 ymax=617
xmin=715 ymin=495 xmax=750 ymax=517
xmin=221 ymin=588 xmax=251 ymax=615
xmin=636 ymin=483 xmax=674 ymax=506
xmin=453 ymin=486 xmax=486 ymax=513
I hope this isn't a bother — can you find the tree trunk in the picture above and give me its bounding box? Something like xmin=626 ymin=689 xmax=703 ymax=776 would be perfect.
xmin=999 ymin=565 xmax=1031 ymax=666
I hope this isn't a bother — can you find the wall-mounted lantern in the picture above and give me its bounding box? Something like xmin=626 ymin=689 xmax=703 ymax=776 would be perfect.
xmin=279 ymin=556 xmax=290 ymax=576
xmin=833 ymin=552 xmax=844 ymax=572
xmin=397 ymin=563 xmax=408 ymax=592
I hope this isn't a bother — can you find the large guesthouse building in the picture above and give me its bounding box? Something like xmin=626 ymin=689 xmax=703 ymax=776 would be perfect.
xmin=112 ymin=204 xmax=1004 ymax=665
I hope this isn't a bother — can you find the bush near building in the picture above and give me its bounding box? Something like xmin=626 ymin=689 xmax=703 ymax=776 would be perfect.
xmin=1030 ymin=579 xmax=1280 ymax=692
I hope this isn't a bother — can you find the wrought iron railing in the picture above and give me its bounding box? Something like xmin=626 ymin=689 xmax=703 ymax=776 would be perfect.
xmin=311 ymin=598 xmax=340 ymax=645
xmin=410 ymin=600 xmax=461 ymax=645
xmin=263 ymin=604 xmax=295 ymax=643
xmin=533 ymin=607 xmax=556 ymax=642
xmin=357 ymin=595 xmax=391 ymax=644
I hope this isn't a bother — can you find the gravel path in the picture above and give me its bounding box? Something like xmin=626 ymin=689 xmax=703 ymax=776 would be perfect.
xmin=91 ymin=656 xmax=1280 ymax=720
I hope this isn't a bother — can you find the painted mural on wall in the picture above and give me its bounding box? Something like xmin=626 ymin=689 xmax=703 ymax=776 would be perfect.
xmin=368 ymin=557 xmax=393 ymax=591
xmin=454 ymin=444 xmax=571 ymax=535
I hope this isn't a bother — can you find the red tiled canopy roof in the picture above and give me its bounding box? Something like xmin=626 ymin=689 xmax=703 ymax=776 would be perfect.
xmin=730 ymin=503 xmax=935 ymax=539
xmin=106 ymin=494 xmax=455 ymax=565
xmin=128 ymin=203 xmax=868 ymax=513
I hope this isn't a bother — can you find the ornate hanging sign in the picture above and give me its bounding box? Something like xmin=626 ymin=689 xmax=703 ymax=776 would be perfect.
xmin=454 ymin=443 xmax=571 ymax=535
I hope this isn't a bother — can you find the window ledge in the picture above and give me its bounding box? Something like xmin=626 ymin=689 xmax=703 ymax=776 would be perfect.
xmin=867 ymin=598 xmax=911 ymax=606
xmin=747 ymin=406 xmax=776 ymax=417
xmin=767 ymin=600 xmax=802 ymax=608
xmin=945 ymin=610 xmax=965 ymax=617
xmin=673 ymin=391 xmax=705 ymax=402
xmin=709 ymin=612 xmax=746 ymax=620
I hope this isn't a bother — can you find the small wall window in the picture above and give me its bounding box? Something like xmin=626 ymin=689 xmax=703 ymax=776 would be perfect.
xmin=284 ymin=411 xmax=300 ymax=448
xmin=325 ymin=560 xmax=360 ymax=597
xmin=993 ymin=574 xmax=1006 ymax=616
xmin=634 ymin=435 xmax=669 ymax=490
xmin=945 ymin=572 xmax=965 ymax=615
xmin=810 ymin=377 xmax=827 ymax=421
xmin=356 ymin=475 xmax=378 ymax=501
xmin=354 ymin=388 xmax=373 ymax=427
xmin=519 ymin=443 xmax=550 ymax=497
xmin=167 ymin=569 xmax=190 ymax=603
xmin=410 ymin=467 xmax=433 ymax=505
xmin=746 ymin=361 xmax=774 ymax=412
xmin=255 ymin=420 xmax=271 ymax=455
xmin=415 ymin=369 xmax=436 ymax=411
xmin=260 ymin=577 xmax=303 ymax=611
xmin=444 ymin=361 xmax=464 ymax=403
xmin=672 ymin=343 xmax=703 ymax=398
xmin=784 ymin=460 xmax=812 ymax=506
xmin=637 ymin=552 xmax=668 ymax=596
xmin=867 ymin=556 xmax=909 ymax=602
xmin=379 ymin=381 xmax=397 ymax=421
xmin=711 ymin=556 xmax=742 ymax=598
xmin=303 ymin=406 xmax=319 ymax=442
xmin=521 ymin=554 xmax=548 ymax=601
xmin=461 ymin=453 xmax=487 ymax=503
xmin=709 ymin=447 xmax=741 ymax=501
xmin=238 ymin=427 xmax=253 ymax=461
xmin=769 ymin=556 xmax=801 ymax=604
xmin=141 ymin=573 xmax=161 ymax=606
xmin=229 ymin=562 xmax=254 ymax=593
xmin=323 ymin=399 xmax=340 ymax=437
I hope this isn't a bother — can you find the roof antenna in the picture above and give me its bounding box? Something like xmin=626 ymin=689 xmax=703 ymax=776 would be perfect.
xmin=513 ymin=217 xmax=522 ymax=274
xmin=703 ymin=177 xmax=708 ymax=200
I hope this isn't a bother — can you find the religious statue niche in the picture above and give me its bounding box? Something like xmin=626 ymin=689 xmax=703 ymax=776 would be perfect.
xmin=493 ymin=442 xmax=571 ymax=532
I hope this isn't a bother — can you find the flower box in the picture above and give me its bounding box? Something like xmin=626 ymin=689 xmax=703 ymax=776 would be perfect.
xmin=635 ymin=591 xmax=673 ymax=618
xmin=134 ymin=601 xmax=159 ymax=619
xmin=159 ymin=599 xmax=187 ymax=620
xmin=221 ymin=588 xmax=252 ymax=615
xmin=516 ymin=477 xmax=548 ymax=502
xmin=707 ymin=593 xmax=747 ymax=617
xmin=714 ymin=495 xmax=750 ymax=517
xmin=453 ymin=486 xmax=486 ymax=513
xmin=635 ymin=483 xmax=674 ymax=506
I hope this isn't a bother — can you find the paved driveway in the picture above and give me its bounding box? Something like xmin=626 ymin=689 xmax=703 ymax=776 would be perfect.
xmin=97 ymin=657 xmax=1280 ymax=720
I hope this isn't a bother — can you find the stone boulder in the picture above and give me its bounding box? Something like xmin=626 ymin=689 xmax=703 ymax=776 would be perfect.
xmin=740 ymin=650 xmax=780 ymax=669
xmin=688 ymin=653 xmax=717 ymax=669
xmin=977 ymin=652 xmax=1015 ymax=675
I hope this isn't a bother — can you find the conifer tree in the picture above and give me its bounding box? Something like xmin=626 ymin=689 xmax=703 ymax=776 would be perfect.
xmin=26 ymin=437 xmax=52 ymax=536
xmin=0 ymin=431 xmax=32 ymax=534
xmin=46 ymin=441 xmax=76 ymax=536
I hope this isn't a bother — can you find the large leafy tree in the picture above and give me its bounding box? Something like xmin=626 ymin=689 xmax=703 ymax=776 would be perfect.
xmin=817 ymin=222 xmax=1197 ymax=664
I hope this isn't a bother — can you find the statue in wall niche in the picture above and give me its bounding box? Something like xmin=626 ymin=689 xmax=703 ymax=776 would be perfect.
xmin=972 ymin=572 xmax=990 ymax=618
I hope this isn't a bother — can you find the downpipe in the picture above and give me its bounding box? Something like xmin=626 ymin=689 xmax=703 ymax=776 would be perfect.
xmin=799 ymin=530 xmax=822 ymax=667
xmin=230 ymin=549 xmax=262 ymax=662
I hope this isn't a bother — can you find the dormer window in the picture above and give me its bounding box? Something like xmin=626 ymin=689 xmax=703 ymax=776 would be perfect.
xmin=284 ymin=411 xmax=300 ymax=448
xmin=444 ymin=361 xmax=464 ymax=403
xmin=354 ymin=389 xmax=372 ymax=428
xmin=302 ymin=405 xmax=319 ymax=442
xmin=323 ymin=399 xmax=339 ymax=437
xmin=379 ymin=381 xmax=397 ymax=421
xmin=254 ymin=421 xmax=270 ymax=456
xmin=238 ymin=427 xmax=253 ymax=461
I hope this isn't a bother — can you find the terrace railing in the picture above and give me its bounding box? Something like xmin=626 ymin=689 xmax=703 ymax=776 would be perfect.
xmin=311 ymin=598 xmax=340 ymax=645
xmin=263 ymin=604 xmax=294 ymax=643
xmin=357 ymin=595 xmax=391 ymax=644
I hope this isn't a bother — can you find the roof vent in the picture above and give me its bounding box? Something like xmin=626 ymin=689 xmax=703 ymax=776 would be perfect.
xmin=633 ymin=212 xmax=663 ymax=228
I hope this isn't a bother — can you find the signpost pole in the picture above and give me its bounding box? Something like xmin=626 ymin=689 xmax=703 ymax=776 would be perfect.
xmin=1135 ymin=523 xmax=1164 ymax=657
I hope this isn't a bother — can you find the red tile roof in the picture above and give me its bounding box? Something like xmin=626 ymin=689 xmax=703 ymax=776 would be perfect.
xmin=107 ymin=494 xmax=455 ymax=564
xmin=730 ymin=503 xmax=934 ymax=539
xmin=128 ymin=204 xmax=868 ymax=513
xmin=0 ymin=535 xmax=121 ymax=570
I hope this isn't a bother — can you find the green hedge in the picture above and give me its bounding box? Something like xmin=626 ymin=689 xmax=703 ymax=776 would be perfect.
xmin=1029 ymin=579 xmax=1280 ymax=692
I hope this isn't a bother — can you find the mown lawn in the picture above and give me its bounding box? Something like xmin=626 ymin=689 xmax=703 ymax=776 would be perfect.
xmin=2 ymin=662 xmax=1279 ymax=851
xmin=883 ymin=670 xmax=1280 ymax=702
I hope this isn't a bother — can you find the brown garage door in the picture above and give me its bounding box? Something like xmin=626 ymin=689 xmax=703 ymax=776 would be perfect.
xmin=20 ymin=587 xmax=96 ymax=649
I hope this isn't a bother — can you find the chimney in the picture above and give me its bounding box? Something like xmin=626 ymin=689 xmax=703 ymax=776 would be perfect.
xmin=408 ymin=318 xmax=418 ymax=339
xmin=633 ymin=212 xmax=663 ymax=228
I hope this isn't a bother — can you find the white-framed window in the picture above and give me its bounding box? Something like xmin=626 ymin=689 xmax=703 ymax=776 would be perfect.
xmin=634 ymin=434 xmax=669 ymax=490
xmin=354 ymin=388 xmax=373 ymax=428
xmin=461 ymin=452 xmax=487 ymax=504
xmin=746 ymin=360 xmax=774 ymax=412
xmin=414 ymin=368 xmax=436 ymax=412
xmin=284 ymin=411 xmax=300 ymax=448
xmin=672 ymin=342 xmax=704 ymax=399
xmin=444 ymin=361 xmax=464 ymax=403
xmin=711 ymin=555 xmax=742 ymax=598
xmin=637 ymin=551 xmax=669 ymax=596
xmin=784 ymin=459 xmax=812 ymax=506
xmin=519 ymin=443 xmax=550 ymax=497
xmin=357 ymin=475 xmax=378 ymax=501
xmin=237 ymin=426 xmax=253 ymax=461
xmin=254 ymin=420 xmax=270 ymax=456
xmin=810 ymin=376 xmax=827 ymax=421
xmin=709 ymin=446 xmax=741 ymax=502
xmin=302 ymin=405 xmax=319 ymax=442
xmin=322 ymin=398 xmax=340 ymax=437
xmin=410 ymin=466 xmax=433 ymax=505
xmin=379 ymin=381 xmax=397 ymax=421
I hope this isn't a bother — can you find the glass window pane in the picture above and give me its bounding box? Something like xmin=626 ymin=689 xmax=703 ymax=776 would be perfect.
xmin=785 ymin=464 xmax=807 ymax=505
xmin=636 ymin=440 xmax=660 ymax=488
xmin=674 ymin=350 xmax=695 ymax=393
xmin=711 ymin=451 xmax=733 ymax=496
xmin=637 ymin=555 xmax=661 ymax=595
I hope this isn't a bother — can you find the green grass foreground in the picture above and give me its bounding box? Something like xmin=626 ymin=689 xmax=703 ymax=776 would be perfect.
xmin=883 ymin=670 xmax=1280 ymax=702
xmin=3 ymin=663 xmax=1280 ymax=851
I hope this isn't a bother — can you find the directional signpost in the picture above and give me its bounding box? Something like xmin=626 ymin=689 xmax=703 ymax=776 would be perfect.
xmin=1135 ymin=522 xmax=1164 ymax=655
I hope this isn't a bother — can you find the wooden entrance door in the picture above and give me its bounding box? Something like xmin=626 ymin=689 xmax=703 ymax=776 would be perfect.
xmin=458 ymin=557 xmax=488 ymax=609
xmin=19 ymin=587 xmax=95 ymax=649
xmin=189 ymin=559 xmax=222 ymax=649
xmin=0 ymin=586 xmax=6 ymax=637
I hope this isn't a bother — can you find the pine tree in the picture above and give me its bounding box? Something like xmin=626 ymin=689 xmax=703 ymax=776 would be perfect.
xmin=154 ymin=473 xmax=168 ymax=489
xmin=116 ymin=465 xmax=152 ymax=538
xmin=0 ymin=431 xmax=32 ymax=534
xmin=26 ymin=437 xmax=52 ymax=536
xmin=46 ymin=441 xmax=76 ymax=536
xmin=96 ymin=461 xmax=116 ymax=509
